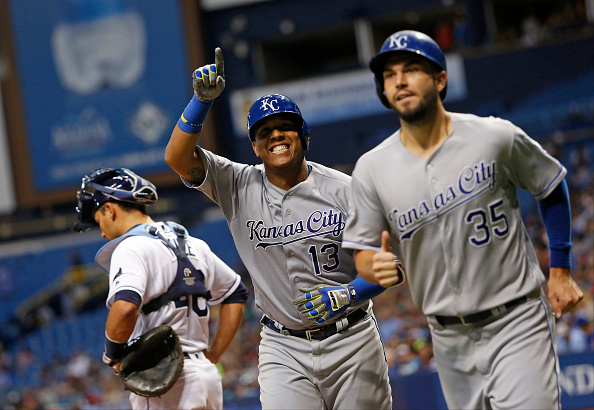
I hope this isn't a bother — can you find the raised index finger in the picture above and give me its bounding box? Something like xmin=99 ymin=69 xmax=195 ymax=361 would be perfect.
xmin=215 ymin=47 xmax=224 ymax=78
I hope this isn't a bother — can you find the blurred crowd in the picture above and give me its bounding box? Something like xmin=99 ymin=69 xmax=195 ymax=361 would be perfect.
xmin=0 ymin=138 xmax=591 ymax=409
xmin=496 ymin=0 xmax=592 ymax=49
xmin=431 ymin=0 xmax=592 ymax=53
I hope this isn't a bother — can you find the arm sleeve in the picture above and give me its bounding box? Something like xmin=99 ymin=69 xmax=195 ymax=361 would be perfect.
xmin=537 ymin=179 xmax=572 ymax=268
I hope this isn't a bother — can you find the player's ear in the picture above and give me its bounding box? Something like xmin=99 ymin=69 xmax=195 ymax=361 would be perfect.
xmin=104 ymin=202 xmax=117 ymax=221
xmin=252 ymin=140 xmax=260 ymax=157
xmin=436 ymin=70 xmax=447 ymax=95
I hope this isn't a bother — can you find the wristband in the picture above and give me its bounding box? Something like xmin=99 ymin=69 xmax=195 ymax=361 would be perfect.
xmin=103 ymin=333 xmax=126 ymax=366
xmin=177 ymin=96 xmax=213 ymax=134
xmin=348 ymin=276 xmax=386 ymax=302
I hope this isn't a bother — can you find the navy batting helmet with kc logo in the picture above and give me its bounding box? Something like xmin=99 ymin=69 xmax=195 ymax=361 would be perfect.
xmin=246 ymin=94 xmax=311 ymax=150
xmin=369 ymin=30 xmax=447 ymax=108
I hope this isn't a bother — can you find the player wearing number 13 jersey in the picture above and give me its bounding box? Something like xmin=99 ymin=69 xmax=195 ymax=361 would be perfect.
xmin=166 ymin=48 xmax=392 ymax=409
xmin=343 ymin=30 xmax=583 ymax=409
xmin=73 ymin=167 xmax=248 ymax=409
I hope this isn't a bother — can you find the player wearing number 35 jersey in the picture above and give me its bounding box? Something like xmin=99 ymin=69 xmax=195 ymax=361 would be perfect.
xmin=166 ymin=48 xmax=393 ymax=409
xmin=343 ymin=30 xmax=584 ymax=409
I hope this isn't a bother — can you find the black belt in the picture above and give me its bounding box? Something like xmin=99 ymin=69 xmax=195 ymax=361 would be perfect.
xmin=261 ymin=309 xmax=367 ymax=341
xmin=435 ymin=289 xmax=540 ymax=327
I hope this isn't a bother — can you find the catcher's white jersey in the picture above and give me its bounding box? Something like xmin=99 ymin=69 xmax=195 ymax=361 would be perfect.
xmin=96 ymin=221 xmax=243 ymax=352
xmin=343 ymin=112 xmax=566 ymax=316
xmin=184 ymin=149 xmax=366 ymax=329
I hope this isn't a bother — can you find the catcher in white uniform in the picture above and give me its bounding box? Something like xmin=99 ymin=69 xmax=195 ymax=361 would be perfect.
xmin=73 ymin=167 xmax=248 ymax=410
xmin=342 ymin=30 xmax=584 ymax=409
xmin=165 ymin=48 xmax=393 ymax=409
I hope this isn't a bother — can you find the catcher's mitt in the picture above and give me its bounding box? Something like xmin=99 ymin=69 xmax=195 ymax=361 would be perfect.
xmin=118 ymin=325 xmax=184 ymax=397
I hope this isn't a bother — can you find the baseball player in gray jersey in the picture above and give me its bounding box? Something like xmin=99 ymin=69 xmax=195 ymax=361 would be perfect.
xmin=342 ymin=30 xmax=584 ymax=409
xmin=73 ymin=167 xmax=248 ymax=409
xmin=165 ymin=48 xmax=393 ymax=409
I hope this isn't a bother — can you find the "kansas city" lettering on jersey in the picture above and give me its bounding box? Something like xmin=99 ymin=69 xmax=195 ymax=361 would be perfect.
xmin=388 ymin=160 xmax=497 ymax=239
xmin=246 ymin=209 xmax=345 ymax=249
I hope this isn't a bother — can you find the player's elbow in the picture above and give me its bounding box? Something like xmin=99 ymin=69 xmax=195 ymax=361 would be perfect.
xmin=164 ymin=140 xmax=179 ymax=169
xmin=164 ymin=138 xmax=188 ymax=175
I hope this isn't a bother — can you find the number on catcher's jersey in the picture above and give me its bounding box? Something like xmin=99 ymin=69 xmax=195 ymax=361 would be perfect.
xmin=174 ymin=294 xmax=209 ymax=317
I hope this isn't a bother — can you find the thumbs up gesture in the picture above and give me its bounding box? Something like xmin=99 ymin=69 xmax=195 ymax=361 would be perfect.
xmin=372 ymin=231 xmax=406 ymax=287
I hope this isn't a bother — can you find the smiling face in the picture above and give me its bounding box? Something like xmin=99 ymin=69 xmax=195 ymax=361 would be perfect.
xmin=382 ymin=53 xmax=446 ymax=123
xmin=251 ymin=113 xmax=305 ymax=171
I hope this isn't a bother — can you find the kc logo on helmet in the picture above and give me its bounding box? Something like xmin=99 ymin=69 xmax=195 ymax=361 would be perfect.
xmin=260 ymin=98 xmax=279 ymax=111
xmin=389 ymin=34 xmax=408 ymax=49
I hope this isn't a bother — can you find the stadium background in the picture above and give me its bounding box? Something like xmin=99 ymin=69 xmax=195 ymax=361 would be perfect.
xmin=0 ymin=0 xmax=592 ymax=408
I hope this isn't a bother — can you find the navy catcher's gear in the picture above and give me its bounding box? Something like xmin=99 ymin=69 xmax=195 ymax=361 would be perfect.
xmin=141 ymin=223 xmax=212 ymax=315
xmin=73 ymin=168 xmax=158 ymax=233
xmin=370 ymin=30 xmax=447 ymax=108
xmin=246 ymin=94 xmax=311 ymax=150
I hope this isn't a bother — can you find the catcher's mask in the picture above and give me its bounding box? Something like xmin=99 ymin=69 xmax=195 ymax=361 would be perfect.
xmin=369 ymin=30 xmax=447 ymax=108
xmin=246 ymin=94 xmax=310 ymax=150
xmin=73 ymin=168 xmax=158 ymax=233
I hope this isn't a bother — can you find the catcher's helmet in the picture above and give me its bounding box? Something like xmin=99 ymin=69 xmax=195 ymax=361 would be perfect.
xmin=73 ymin=168 xmax=158 ymax=232
xmin=247 ymin=94 xmax=310 ymax=150
xmin=369 ymin=30 xmax=447 ymax=108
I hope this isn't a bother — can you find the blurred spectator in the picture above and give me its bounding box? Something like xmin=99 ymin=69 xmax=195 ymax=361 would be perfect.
xmin=66 ymin=349 xmax=92 ymax=380
xmin=435 ymin=20 xmax=454 ymax=51
xmin=412 ymin=338 xmax=436 ymax=372
xmin=521 ymin=14 xmax=543 ymax=46
xmin=393 ymin=343 xmax=421 ymax=376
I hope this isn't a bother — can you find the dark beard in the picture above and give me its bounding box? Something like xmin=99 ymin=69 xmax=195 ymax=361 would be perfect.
xmin=393 ymin=88 xmax=439 ymax=124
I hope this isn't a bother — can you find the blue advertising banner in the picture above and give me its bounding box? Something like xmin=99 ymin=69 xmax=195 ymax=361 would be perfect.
xmin=559 ymin=351 xmax=594 ymax=409
xmin=8 ymin=0 xmax=191 ymax=192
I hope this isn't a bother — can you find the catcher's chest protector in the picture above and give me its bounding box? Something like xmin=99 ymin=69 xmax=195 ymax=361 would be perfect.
xmin=140 ymin=222 xmax=212 ymax=315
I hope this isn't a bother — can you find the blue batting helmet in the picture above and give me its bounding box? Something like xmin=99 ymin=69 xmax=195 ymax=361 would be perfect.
xmin=73 ymin=168 xmax=158 ymax=232
xmin=246 ymin=94 xmax=311 ymax=150
xmin=369 ymin=30 xmax=447 ymax=108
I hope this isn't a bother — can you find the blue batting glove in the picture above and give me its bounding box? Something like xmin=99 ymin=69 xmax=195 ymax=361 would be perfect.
xmin=293 ymin=285 xmax=351 ymax=324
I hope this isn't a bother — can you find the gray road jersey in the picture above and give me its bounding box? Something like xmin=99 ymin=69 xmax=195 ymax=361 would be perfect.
xmin=343 ymin=112 xmax=566 ymax=316
xmin=185 ymin=148 xmax=362 ymax=329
